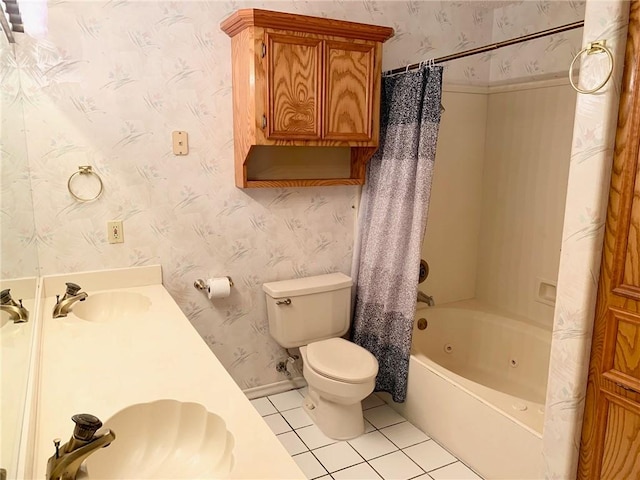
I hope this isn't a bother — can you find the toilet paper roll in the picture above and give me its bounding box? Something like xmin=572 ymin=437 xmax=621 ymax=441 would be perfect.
xmin=207 ymin=277 xmax=231 ymax=299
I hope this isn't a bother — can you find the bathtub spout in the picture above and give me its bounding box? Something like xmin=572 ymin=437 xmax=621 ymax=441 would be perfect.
xmin=417 ymin=291 xmax=435 ymax=306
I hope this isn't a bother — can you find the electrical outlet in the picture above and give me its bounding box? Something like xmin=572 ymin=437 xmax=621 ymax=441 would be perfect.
xmin=107 ymin=221 xmax=124 ymax=244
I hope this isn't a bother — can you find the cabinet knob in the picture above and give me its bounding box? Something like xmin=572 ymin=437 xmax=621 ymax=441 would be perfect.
xmin=262 ymin=114 xmax=267 ymax=129
xmin=261 ymin=42 xmax=266 ymax=58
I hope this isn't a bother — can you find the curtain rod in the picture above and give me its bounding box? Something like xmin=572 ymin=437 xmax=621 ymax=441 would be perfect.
xmin=385 ymin=20 xmax=585 ymax=76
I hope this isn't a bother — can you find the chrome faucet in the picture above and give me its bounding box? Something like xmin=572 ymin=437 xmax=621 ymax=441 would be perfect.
xmin=0 ymin=288 xmax=29 ymax=323
xmin=53 ymin=283 xmax=88 ymax=318
xmin=417 ymin=291 xmax=435 ymax=306
xmin=46 ymin=414 xmax=115 ymax=480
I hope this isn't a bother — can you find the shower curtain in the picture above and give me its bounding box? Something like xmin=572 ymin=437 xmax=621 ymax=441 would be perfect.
xmin=351 ymin=65 xmax=443 ymax=403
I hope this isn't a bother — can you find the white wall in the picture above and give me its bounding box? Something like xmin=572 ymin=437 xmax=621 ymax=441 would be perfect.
xmin=422 ymin=79 xmax=576 ymax=329
xmin=476 ymin=80 xmax=576 ymax=328
xmin=1 ymin=0 xmax=495 ymax=391
xmin=421 ymin=87 xmax=488 ymax=304
xmin=1 ymin=0 xmax=584 ymax=389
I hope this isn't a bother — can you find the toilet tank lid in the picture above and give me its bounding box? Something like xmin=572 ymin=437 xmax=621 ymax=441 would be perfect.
xmin=263 ymin=273 xmax=352 ymax=297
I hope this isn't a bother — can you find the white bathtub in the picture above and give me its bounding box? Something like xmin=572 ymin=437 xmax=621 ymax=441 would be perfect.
xmin=387 ymin=300 xmax=552 ymax=479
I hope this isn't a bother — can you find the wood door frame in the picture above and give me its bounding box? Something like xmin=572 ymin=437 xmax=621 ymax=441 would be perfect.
xmin=578 ymin=1 xmax=640 ymax=478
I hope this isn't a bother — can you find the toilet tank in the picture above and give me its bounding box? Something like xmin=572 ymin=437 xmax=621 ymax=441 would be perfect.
xmin=263 ymin=273 xmax=353 ymax=348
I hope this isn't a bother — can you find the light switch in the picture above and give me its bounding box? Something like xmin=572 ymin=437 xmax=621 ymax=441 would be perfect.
xmin=172 ymin=131 xmax=189 ymax=155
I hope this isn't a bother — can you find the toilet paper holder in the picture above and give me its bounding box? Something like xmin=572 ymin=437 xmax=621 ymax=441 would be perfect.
xmin=194 ymin=276 xmax=234 ymax=292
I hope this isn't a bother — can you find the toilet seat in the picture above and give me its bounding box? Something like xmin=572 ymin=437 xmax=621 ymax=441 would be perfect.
xmin=305 ymin=338 xmax=378 ymax=384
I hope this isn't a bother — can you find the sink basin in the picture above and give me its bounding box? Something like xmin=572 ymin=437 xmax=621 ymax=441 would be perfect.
xmin=85 ymin=399 xmax=234 ymax=479
xmin=71 ymin=291 xmax=151 ymax=322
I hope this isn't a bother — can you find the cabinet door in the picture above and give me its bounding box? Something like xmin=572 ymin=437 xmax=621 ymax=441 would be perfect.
xmin=324 ymin=40 xmax=375 ymax=141
xmin=265 ymin=32 xmax=322 ymax=140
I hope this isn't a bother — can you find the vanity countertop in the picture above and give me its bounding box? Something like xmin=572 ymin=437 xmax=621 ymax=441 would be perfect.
xmin=32 ymin=266 xmax=304 ymax=479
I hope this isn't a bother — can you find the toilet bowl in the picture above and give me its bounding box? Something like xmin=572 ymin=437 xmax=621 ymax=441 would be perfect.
xmin=262 ymin=273 xmax=378 ymax=440
xmin=300 ymin=337 xmax=377 ymax=439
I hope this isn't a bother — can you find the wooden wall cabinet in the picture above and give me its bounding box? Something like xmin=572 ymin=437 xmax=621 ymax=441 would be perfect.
xmin=220 ymin=9 xmax=393 ymax=188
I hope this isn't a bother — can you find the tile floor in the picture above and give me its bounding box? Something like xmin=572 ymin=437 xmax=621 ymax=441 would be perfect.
xmin=250 ymin=388 xmax=483 ymax=480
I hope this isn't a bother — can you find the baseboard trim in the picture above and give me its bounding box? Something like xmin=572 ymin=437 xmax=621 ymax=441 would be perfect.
xmin=243 ymin=377 xmax=307 ymax=400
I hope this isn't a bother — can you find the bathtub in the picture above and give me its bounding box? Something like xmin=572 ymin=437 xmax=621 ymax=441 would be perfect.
xmin=387 ymin=300 xmax=552 ymax=479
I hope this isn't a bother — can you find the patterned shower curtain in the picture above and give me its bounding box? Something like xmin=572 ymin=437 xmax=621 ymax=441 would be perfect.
xmin=351 ymin=65 xmax=443 ymax=403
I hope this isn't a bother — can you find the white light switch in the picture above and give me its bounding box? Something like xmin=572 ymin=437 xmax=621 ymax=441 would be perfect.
xmin=172 ymin=131 xmax=189 ymax=155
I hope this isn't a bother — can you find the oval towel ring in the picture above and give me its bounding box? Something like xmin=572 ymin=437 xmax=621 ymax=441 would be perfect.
xmin=569 ymin=40 xmax=614 ymax=94
xmin=67 ymin=166 xmax=104 ymax=202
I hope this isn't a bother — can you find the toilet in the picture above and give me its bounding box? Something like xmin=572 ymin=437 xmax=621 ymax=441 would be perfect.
xmin=263 ymin=273 xmax=378 ymax=440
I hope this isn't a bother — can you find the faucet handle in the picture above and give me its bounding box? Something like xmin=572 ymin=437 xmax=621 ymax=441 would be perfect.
xmin=0 ymin=289 xmax=12 ymax=304
xmin=65 ymin=282 xmax=82 ymax=296
xmin=72 ymin=413 xmax=103 ymax=441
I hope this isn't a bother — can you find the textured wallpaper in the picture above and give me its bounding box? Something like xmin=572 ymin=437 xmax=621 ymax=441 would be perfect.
xmin=1 ymin=0 xmax=584 ymax=389
xmin=489 ymin=0 xmax=586 ymax=83
xmin=543 ymin=1 xmax=631 ymax=478
xmin=1 ymin=44 xmax=39 ymax=279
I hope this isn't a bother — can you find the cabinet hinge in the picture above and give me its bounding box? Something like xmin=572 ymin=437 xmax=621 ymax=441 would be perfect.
xmin=261 ymin=114 xmax=267 ymax=129
xmin=261 ymin=42 xmax=266 ymax=58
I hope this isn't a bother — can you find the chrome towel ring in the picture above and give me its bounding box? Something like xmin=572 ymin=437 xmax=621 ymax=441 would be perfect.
xmin=67 ymin=166 xmax=104 ymax=203
xmin=569 ymin=40 xmax=614 ymax=94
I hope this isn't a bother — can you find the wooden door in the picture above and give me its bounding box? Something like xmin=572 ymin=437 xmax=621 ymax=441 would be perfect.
xmin=578 ymin=2 xmax=640 ymax=479
xmin=323 ymin=40 xmax=375 ymax=141
xmin=264 ymin=31 xmax=322 ymax=140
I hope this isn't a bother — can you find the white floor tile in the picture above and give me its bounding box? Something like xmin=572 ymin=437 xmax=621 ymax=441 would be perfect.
xmin=293 ymin=451 xmax=328 ymax=479
xmin=362 ymin=394 xmax=386 ymax=410
xmin=282 ymin=407 xmax=314 ymax=429
xmin=333 ymin=462 xmax=383 ymax=479
xmin=380 ymin=422 xmax=430 ymax=449
xmin=297 ymin=386 xmax=309 ymax=397
xmin=348 ymin=431 xmax=398 ymax=460
xmin=368 ymin=451 xmax=425 ymax=480
xmin=429 ymin=462 xmax=481 ymax=480
xmin=269 ymin=390 xmax=305 ymax=411
xmin=363 ymin=405 xmax=406 ymax=429
xmin=364 ymin=420 xmax=376 ymax=433
xmin=312 ymin=442 xmax=364 ymax=473
xmin=250 ymin=397 xmax=277 ymax=416
xmin=263 ymin=413 xmax=291 ymax=435
xmin=404 ymin=441 xmax=457 ymax=473
xmin=251 ymin=393 xmax=468 ymax=480
xmin=296 ymin=424 xmax=337 ymax=449
xmin=277 ymin=431 xmax=308 ymax=455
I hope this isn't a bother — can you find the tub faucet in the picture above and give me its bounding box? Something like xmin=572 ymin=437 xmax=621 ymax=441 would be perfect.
xmin=0 ymin=289 xmax=29 ymax=323
xmin=46 ymin=414 xmax=115 ymax=480
xmin=53 ymin=282 xmax=88 ymax=318
xmin=417 ymin=291 xmax=435 ymax=306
